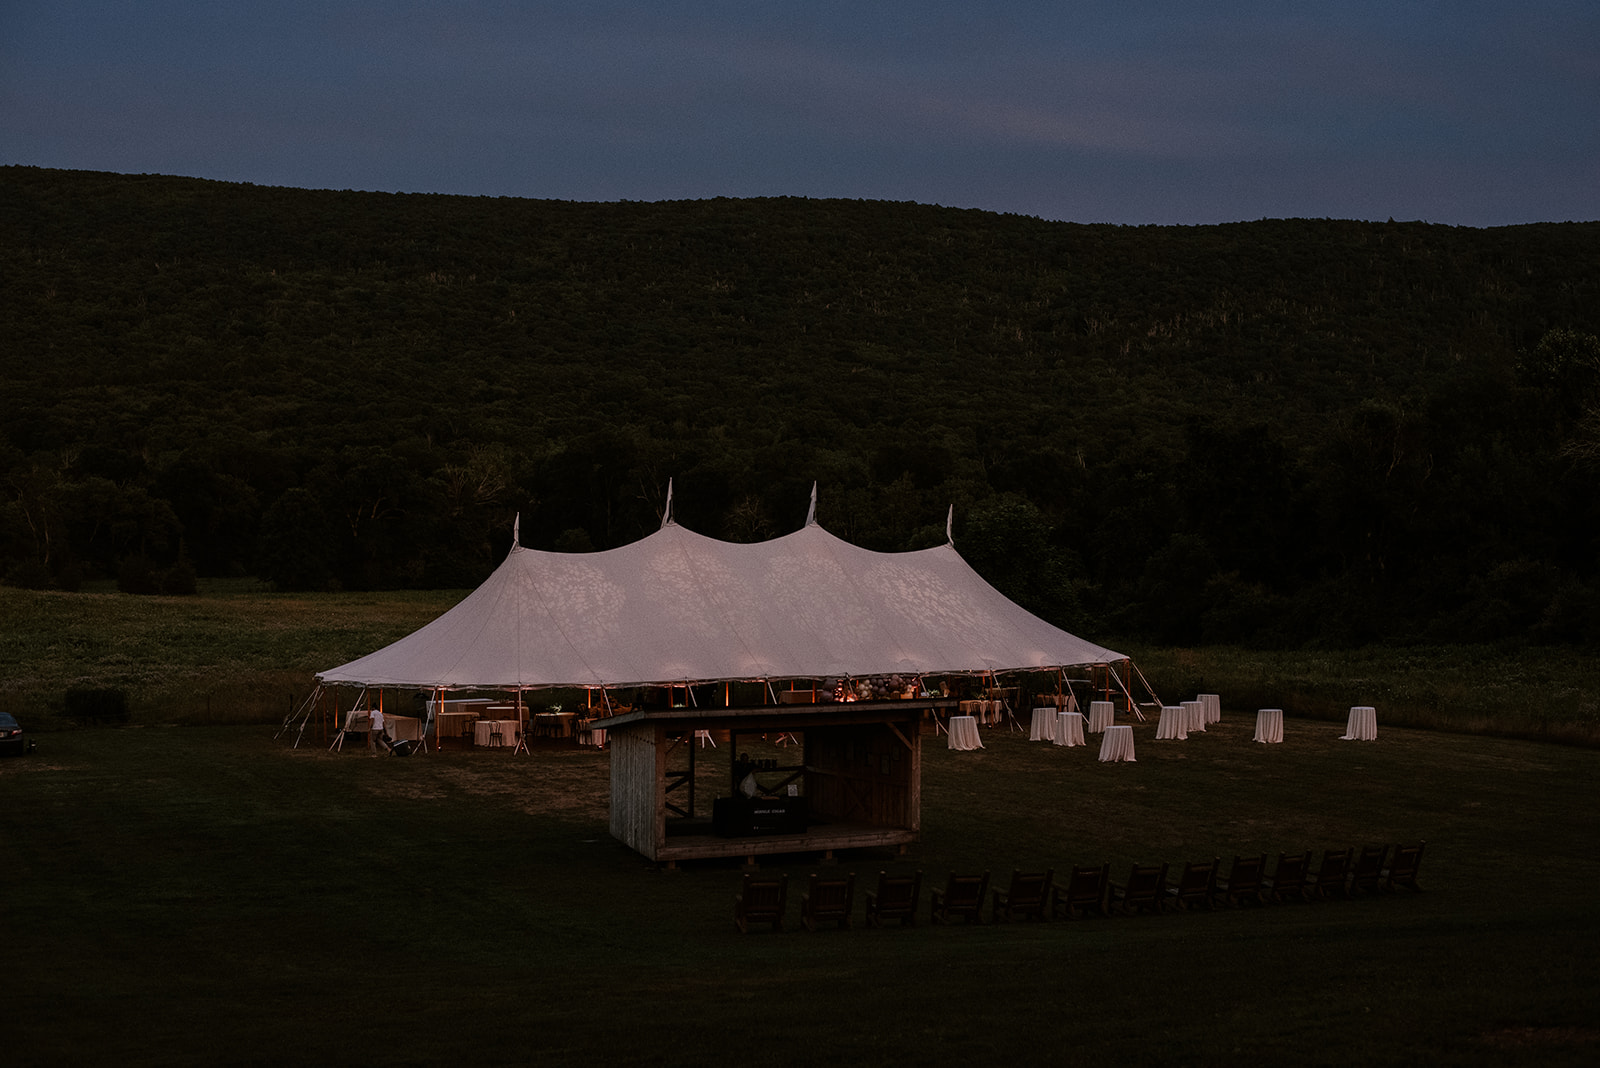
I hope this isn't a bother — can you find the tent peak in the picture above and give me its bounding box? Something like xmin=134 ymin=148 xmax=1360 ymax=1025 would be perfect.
xmin=661 ymin=478 xmax=676 ymax=529
xmin=805 ymin=482 xmax=818 ymax=526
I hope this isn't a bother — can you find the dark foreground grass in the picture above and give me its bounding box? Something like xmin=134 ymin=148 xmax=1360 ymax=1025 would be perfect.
xmin=4 ymin=712 xmax=1599 ymax=1067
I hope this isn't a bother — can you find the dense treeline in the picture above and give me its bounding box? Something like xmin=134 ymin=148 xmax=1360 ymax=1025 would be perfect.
xmin=2 ymin=166 xmax=1598 ymax=647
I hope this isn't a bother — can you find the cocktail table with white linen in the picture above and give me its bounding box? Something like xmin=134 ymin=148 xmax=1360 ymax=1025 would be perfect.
xmin=947 ymin=715 xmax=983 ymax=751
xmin=1156 ymin=705 xmax=1188 ymax=740
xmin=1341 ymin=706 xmax=1378 ymax=741
xmin=1097 ymin=724 xmax=1135 ymax=762
xmin=1253 ymin=708 xmax=1284 ymax=743
xmin=1030 ymin=707 xmax=1059 ymax=742
xmin=1088 ymin=700 xmax=1115 ymax=733
xmin=1199 ymin=694 xmax=1221 ymax=724
xmin=1055 ymin=711 xmax=1085 ymax=747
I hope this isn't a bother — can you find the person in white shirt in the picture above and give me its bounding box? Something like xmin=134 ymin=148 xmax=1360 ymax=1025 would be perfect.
xmin=367 ymin=708 xmax=387 ymax=754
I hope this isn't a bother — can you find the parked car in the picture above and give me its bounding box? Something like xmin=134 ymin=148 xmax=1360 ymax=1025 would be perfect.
xmin=0 ymin=711 xmax=26 ymax=756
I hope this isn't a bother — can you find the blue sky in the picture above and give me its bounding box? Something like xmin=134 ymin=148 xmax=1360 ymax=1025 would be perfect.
xmin=3 ymin=1 xmax=1596 ymax=225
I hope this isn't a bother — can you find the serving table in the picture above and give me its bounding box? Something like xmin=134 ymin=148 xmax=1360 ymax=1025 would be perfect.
xmin=1254 ymin=708 xmax=1284 ymax=744
xmin=1055 ymin=711 xmax=1085 ymax=747
xmin=947 ymin=715 xmax=983 ymax=751
xmin=1087 ymin=701 xmax=1115 ymax=733
xmin=1341 ymin=706 xmax=1378 ymax=741
xmin=1155 ymin=705 xmax=1188 ymax=741
xmin=1097 ymin=724 xmax=1135 ymax=762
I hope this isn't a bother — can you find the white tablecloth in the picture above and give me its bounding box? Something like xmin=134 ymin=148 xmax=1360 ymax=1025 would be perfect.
xmin=1156 ymin=705 xmax=1188 ymax=740
xmin=474 ymin=719 xmax=519 ymax=747
xmin=1199 ymin=694 xmax=1221 ymax=724
xmin=1055 ymin=711 xmax=1085 ymax=747
xmin=1098 ymin=724 xmax=1135 ymax=762
xmin=1341 ymin=706 xmax=1378 ymax=741
xmin=1254 ymin=708 xmax=1284 ymax=743
xmin=1030 ymin=707 xmax=1059 ymax=742
xmin=1182 ymin=699 xmax=1206 ymax=733
xmin=1088 ymin=701 xmax=1115 ymax=733
xmin=947 ymin=715 xmax=983 ymax=751
xmin=383 ymin=714 xmax=422 ymax=742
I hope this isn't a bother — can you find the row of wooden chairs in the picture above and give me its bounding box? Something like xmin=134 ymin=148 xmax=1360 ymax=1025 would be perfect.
xmin=1060 ymin=841 xmax=1427 ymax=918
xmin=732 ymin=843 xmax=1424 ymax=932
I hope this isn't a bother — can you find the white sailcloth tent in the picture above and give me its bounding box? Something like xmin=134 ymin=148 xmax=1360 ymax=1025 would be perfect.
xmin=317 ymin=490 xmax=1125 ymax=692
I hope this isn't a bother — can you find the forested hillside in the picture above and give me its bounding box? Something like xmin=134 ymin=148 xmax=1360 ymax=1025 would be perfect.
xmin=3 ymin=166 xmax=1597 ymax=647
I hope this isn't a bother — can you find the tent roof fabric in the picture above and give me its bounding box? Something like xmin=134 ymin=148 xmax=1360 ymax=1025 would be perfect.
xmin=317 ymin=519 xmax=1124 ymax=690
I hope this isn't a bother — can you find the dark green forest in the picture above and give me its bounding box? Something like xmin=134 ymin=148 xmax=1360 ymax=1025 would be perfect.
xmin=3 ymin=166 xmax=1598 ymax=648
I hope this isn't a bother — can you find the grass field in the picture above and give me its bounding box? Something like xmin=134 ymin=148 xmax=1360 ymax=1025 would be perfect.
xmin=5 ymin=712 xmax=1599 ymax=1066
xmin=4 ymin=581 xmax=1599 ymax=1064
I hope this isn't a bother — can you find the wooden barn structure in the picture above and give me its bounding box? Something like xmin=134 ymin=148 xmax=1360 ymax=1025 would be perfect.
xmin=596 ymin=697 xmax=959 ymax=865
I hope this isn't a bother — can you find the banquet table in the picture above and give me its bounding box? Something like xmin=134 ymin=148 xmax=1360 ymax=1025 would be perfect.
xmin=1182 ymin=699 xmax=1206 ymax=733
xmin=1254 ymin=708 xmax=1284 ymax=744
xmin=1341 ymin=706 xmax=1378 ymax=741
xmin=436 ymin=710 xmax=479 ymax=740
xmin=1155 ymin=705 xmax=1188 ymax=741
xmin=1055 ymin=711 xmax=1085 ymax=747
xmin=474 ymin=719 xmax=519 ymax=747
xmin=1098 ymin=724 xmax=1135 ymax=762
xmin=533 ymin=711 xmax=576 ymax=738
xmin=383 ymin=713 xmax=422 ymax=743
xmin=1199 ymin=693 xmax=1221 ymax=725
xmin=947 ymin=715 xmax=983 ymax=751
xmin=1088 ymin=701 xmax=1115 ymax=733
xmin=1029 ymin=707 xmax=1059 ymax=742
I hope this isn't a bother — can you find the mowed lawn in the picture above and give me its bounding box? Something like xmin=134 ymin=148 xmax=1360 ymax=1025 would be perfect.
xmin=4 ymin=711 xmax=1598 ymax=1066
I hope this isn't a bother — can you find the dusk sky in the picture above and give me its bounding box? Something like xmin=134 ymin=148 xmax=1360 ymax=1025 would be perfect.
xmin=4 ymin=1 xmax=1596 ymax=226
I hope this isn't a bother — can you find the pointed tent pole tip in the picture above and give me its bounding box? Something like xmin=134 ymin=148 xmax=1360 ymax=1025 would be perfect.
xmin=946 ymin=504 xmax=954 ymax=545
xmin=512 ymin=512 xmax=520 ymax=548
xmin=806 ymin=482 xmax=818 ymax=526
xmin=661 ymin=478 xmax=674 ymax=529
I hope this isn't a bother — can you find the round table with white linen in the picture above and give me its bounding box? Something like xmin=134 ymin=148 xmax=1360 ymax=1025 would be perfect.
xmin=1182 ymin=699 xmax=1206 ymax=733
xmin=1199 ymin=693 xmax=1221 ymax=725
xmin=474 ymin=719 xmax=519 ymax=747
xmin=1088 ymin=700 xmax=1115 ymax=733
xmin=1156 ymin=705 xmax=1188 ymax=741
xmin=1030 ymin=707 xmax=1059 ymax=742
xmin=1055 ymin=711 xmax=1086 ymax=747
xmin=1097 ymin=724 xmax=1135 ymax=762
xmin=1341 ymin=706 xmax=1378 ymax=741
xmin=1254 ymin=708 xmax=1284 ymax=744
xmin=947 ymin=715 xmax=983 ymax=751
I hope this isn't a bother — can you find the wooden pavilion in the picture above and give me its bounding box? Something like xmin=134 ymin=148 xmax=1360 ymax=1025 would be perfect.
xmin=595 ymin=696 xmax=959 ymax=865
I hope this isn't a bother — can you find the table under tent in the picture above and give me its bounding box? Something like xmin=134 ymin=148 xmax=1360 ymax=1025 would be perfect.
xmin=300 ymin=486 xmax=1151 ymax=863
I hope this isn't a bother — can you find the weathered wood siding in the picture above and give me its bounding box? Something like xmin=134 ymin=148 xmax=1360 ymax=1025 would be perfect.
xmin=805 ymin=721 xmax=920 ymax=830
xmin=608 ymin=723 xmax=664 ymax=859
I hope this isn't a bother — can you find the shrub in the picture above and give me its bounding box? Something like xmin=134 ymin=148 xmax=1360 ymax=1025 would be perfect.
xmin=63 ymin=687 xmax=130 ymax=725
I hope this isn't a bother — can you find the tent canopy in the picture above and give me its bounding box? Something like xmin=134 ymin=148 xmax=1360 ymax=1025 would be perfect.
xmin=317 ymin=512 xmax=1124 ymax=691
